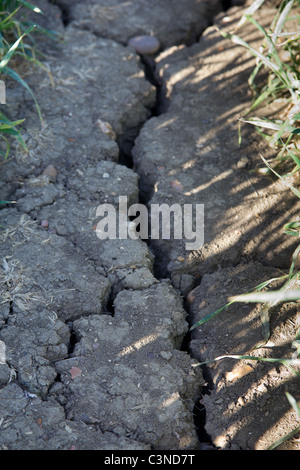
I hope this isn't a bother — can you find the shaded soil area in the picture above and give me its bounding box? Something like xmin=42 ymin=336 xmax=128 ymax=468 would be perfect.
xmin=0 ymin=0 xmax=299 ymax=450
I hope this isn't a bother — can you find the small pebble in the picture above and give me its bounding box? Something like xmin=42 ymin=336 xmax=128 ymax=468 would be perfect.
xmin=215 ymin=398 xmax=224 ymax=405
xmin=236 ymin=156 xmax=249 ymax=169
xmin=160 ymin=351 xmax=173 ymax=360
xmin=127 ymin=35 xmax=160 ymax=55
xmin=42 ymin=164 xmax=58 ymax=182
xmin=96 ymin=119 xmax=116 ymax=140
xmin=41 ymin=219 xmax=49 ymax=228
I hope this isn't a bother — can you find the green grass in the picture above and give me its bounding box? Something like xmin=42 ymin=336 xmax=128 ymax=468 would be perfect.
xmin=0 ymin=0 xmax=49 ymax=165
xmin=191 ymin=0 xmax=300 ymax=449
xmin=0 ymin=0 xmax=56 ymax=204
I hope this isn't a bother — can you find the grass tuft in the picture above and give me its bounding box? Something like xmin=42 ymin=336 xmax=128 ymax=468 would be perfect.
xmin=0 ymin=0 xmax=54 ymax=170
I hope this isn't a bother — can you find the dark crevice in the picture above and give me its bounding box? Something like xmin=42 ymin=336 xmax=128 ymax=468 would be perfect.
xmin=193 ymin=361 xmax=216 ymax=448
xmin=222 ymin=0 xmax=246 ymax=10
xmin=140 ymin=55 xmax=170 ymax=116
xmin=117 ymin=127 xmax=141 ymax=169
xmin=193 ymin=390 xmax=216 ymax=449
xmin=49 ymin=0 xmax=71 ymax=26
xmin=117 ymin=55 xmax=168 ymax=169
xmin=151 ymin=244 xmax=171 ymax=281
xmin=102 ymin=290 xmax=115 ymax=316
xmin=221 ymin=0 xmax=234 ymax=10
xmin=180 ymin=318 xmax=215 ymax=448
xmin=66 ymin=321 xmax=78 ymax=357
xmin=115 ymin=36 xmax=218 ymax=448
xmin=109 ymin=70 xmax=215 ymax=446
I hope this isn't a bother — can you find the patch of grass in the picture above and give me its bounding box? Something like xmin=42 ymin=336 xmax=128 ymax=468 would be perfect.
xmin=0 ymin=0 xmax=50 ymax=166
xmin=222 ymin=0 xmax=300 ymax=174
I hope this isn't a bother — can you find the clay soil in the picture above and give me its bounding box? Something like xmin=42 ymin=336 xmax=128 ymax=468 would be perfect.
xmin=0 ymin=0 xmax=299 ymax=451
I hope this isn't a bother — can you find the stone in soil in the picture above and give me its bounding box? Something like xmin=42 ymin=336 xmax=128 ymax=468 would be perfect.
xmin=55 ymin=0 xmax=222 ymax=48
xmin=128 ymin=35 xmax=160 ymax=55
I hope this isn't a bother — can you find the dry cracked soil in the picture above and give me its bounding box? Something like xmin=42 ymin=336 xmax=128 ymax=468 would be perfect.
xmin=0 ymin=0 xmax=299 ymax=452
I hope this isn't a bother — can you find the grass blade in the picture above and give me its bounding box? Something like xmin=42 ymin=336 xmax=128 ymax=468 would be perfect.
xmin=260 ymin=153 xmax=300 ymax=198
xmin=288 ymin=243 xmax=300 ymax=278
xmin=0 ymin=112 xmax=27 ymax=153
xmin=284 ymin=221 xmax=300 ymax=237
xmin=217 ymin=28 xmax=281 ymax=75
xmin=260 ymin=303 xmax=271 ymax=344
xmin=195 ymin=353 xmax=300 ymax=369
xmin=240 ymin=117 xmax=295 ymax=132
xmin=0 ymin=6 xmax=21 ymax=29
xmin=233 ymin=0 xmax=265 ymax=32
xmin=0 ymin=133 xmax=9 ymax=159
xmin=228 ymin=289 xmax=300 ymax=303
xmin=16 ymin=0 xmax=43 ymax=14
xmin=3 ymin=65 xmax=43 ymax=125
xmin=270 ymin=0 xmax=295 ymax=49
xmin=286 ymin=392 xmax=300 ymax=419
xmin=0 ymin=24 xmax=36 ymax=70
xmin=247 ymin=80 xmax=285 ymax=113
xmin=267 ymin=424 xmax=300 ymax=450
xmin=190 ymin=274 xmax=288 ymax=330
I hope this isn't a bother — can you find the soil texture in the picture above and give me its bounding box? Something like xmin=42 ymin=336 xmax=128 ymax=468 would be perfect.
xmin=0 ymin=0 xmax=299 ymax=451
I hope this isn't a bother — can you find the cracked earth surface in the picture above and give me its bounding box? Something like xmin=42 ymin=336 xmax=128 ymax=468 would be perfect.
xmin=0 ymin=0 xmax=299 ymax=450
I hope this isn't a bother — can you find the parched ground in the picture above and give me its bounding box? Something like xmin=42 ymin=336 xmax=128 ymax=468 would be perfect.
xmin=0 ymin=0 xmax=299 ymax=451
